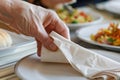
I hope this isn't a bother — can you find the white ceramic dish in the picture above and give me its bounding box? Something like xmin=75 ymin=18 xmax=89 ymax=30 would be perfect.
xmin=15 ymin=54 xmax=88 ymax=80
xmin=96 ymin=0 xmax=120 ymax=15
xmin=0 ymin=30 xmax=36 ymax=57
xmin=76 ymin=23 xmax=120 ymax=51
xmin=104 ymin=1 xmax=120 ymax=15
xmin=66 ymin=7 xmax=103 ymax=30
xmin=15 ymin=49 xmax=120 ymax=80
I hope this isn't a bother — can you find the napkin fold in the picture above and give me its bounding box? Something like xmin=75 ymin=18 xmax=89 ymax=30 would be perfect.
xmin=41 ymin=31 xmax=120 ymax=80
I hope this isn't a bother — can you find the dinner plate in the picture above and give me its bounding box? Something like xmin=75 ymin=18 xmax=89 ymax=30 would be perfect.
xmin=76 ymin=23 xmax=120 ymax=51
xmin=15 ymin=54 xmax=88 ymax=80
xmin=15 ymin=49 xmax=120 ymax=80
xmin=104 ymin=1 xmax=120 ymax=15
xmin=0 ymin=30 xmax=36 ymax=57
xmin=66 ymin=7 xmax=103 ymax=30
xmin=96 ymin=0 xmax=120 ymax=15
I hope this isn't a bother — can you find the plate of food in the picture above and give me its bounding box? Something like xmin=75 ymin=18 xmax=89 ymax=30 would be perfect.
xmin=76 ymin=22 xmax=120 ymax=51
xmin=56 ymin=7 xmax=103 ymax=30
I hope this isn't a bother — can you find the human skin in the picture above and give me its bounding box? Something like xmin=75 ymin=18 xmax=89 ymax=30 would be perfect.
xmin=27 ymin=0 xmax=75 ymax=8
xmin=0 ymin=0 xmax=70 ymax=56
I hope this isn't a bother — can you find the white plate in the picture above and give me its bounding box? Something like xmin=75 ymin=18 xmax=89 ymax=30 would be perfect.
xmin=104 ymin=1 xmax=120 ymax=15
xmin=66 ymin=7 xmax=103 ymax=30
xmin=15 ymin=54 xmax=88 ymax=80
xmin=15 ymin=49 xmax=120 ymax=80
xmin=0 ymin=30 xmax=36 ymax=57
xmin=96 ymin=1 xmax=120 ymax=15
xmin=76 ymin=23 xmax=120 ymax=51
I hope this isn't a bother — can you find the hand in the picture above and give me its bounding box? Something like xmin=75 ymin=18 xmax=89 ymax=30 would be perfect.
xmin=40 ymin=0 xmax=76 ymax=8
xmin=28 ymin=0 xmax=76 ymax=8
xmin=0 ymin=0 xmax=70 ymax=56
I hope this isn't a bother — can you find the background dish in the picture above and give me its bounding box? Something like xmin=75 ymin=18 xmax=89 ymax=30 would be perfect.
xmin=96 ymin=0 xmax=120 ymax=15
xmin=76 ymin=23 xmax=120 ymax=51
xmin=15 ymin=49 xmax=120 ymax=80
xmin=0 ymin=30 xmax=36 ymax=57
xmin=104 ymin=1 xmax=120 ymax=15
xmin=66 ymin=7 xmax=103 ymax=30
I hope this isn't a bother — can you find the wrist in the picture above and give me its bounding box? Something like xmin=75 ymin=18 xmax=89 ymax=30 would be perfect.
xmin=0 ymin=0 xmax=31 ymax=26
xmin=0 ymin=0 xmax=14 ymax=24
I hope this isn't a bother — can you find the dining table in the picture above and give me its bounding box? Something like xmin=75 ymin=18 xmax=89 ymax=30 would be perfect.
xmin=0 ymin=5 xmax=120 ymax=80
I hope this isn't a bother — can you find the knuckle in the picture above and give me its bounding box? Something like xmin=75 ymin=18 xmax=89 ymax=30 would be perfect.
xmin=47 ymin=9 xmax=58 ymax=18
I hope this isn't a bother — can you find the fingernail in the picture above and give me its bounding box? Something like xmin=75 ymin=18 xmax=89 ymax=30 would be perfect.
xmin=37 ymin=53 xmax=41 ymax=57
xmin=37 ymin=50 xmax=41 ymax=57
xmin=49 ymin=43 xmax=58 ymax=51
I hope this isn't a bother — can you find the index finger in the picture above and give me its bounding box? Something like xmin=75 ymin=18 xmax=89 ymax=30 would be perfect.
xmin=53 ymin=19 xmax=70 ymax=39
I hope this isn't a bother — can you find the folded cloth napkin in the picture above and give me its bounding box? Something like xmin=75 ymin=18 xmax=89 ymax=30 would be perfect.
xmin=41 ymin=31 xmax=120 ymax=80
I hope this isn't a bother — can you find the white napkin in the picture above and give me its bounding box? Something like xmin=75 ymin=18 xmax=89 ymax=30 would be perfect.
xmin=41 ymin=31 xmax=120 ymax=80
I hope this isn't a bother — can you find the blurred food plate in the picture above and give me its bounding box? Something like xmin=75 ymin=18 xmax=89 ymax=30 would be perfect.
xmin=56 ymin=7 xmax=103 ymax=30
xmin=76 ymin=22 xmax=120 ymax=51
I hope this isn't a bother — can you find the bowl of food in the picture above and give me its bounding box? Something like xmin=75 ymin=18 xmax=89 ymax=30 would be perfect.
xmin=56 ymin=7 xmax=103 ymax=30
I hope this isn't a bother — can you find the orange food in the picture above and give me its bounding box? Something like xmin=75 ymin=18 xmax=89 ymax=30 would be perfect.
xmin=91 ymin=23 xmax=120 ymax=46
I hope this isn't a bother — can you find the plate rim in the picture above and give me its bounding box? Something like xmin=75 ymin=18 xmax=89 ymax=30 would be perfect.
xmin=14 ymin=53 xmax=36 ymax=80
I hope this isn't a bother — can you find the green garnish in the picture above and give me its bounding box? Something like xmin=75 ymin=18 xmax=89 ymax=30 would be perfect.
xmin=72 ymin=20 xmax=79 ymax=24
xmin=107 ymin=37 xmax=115 ymax=43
